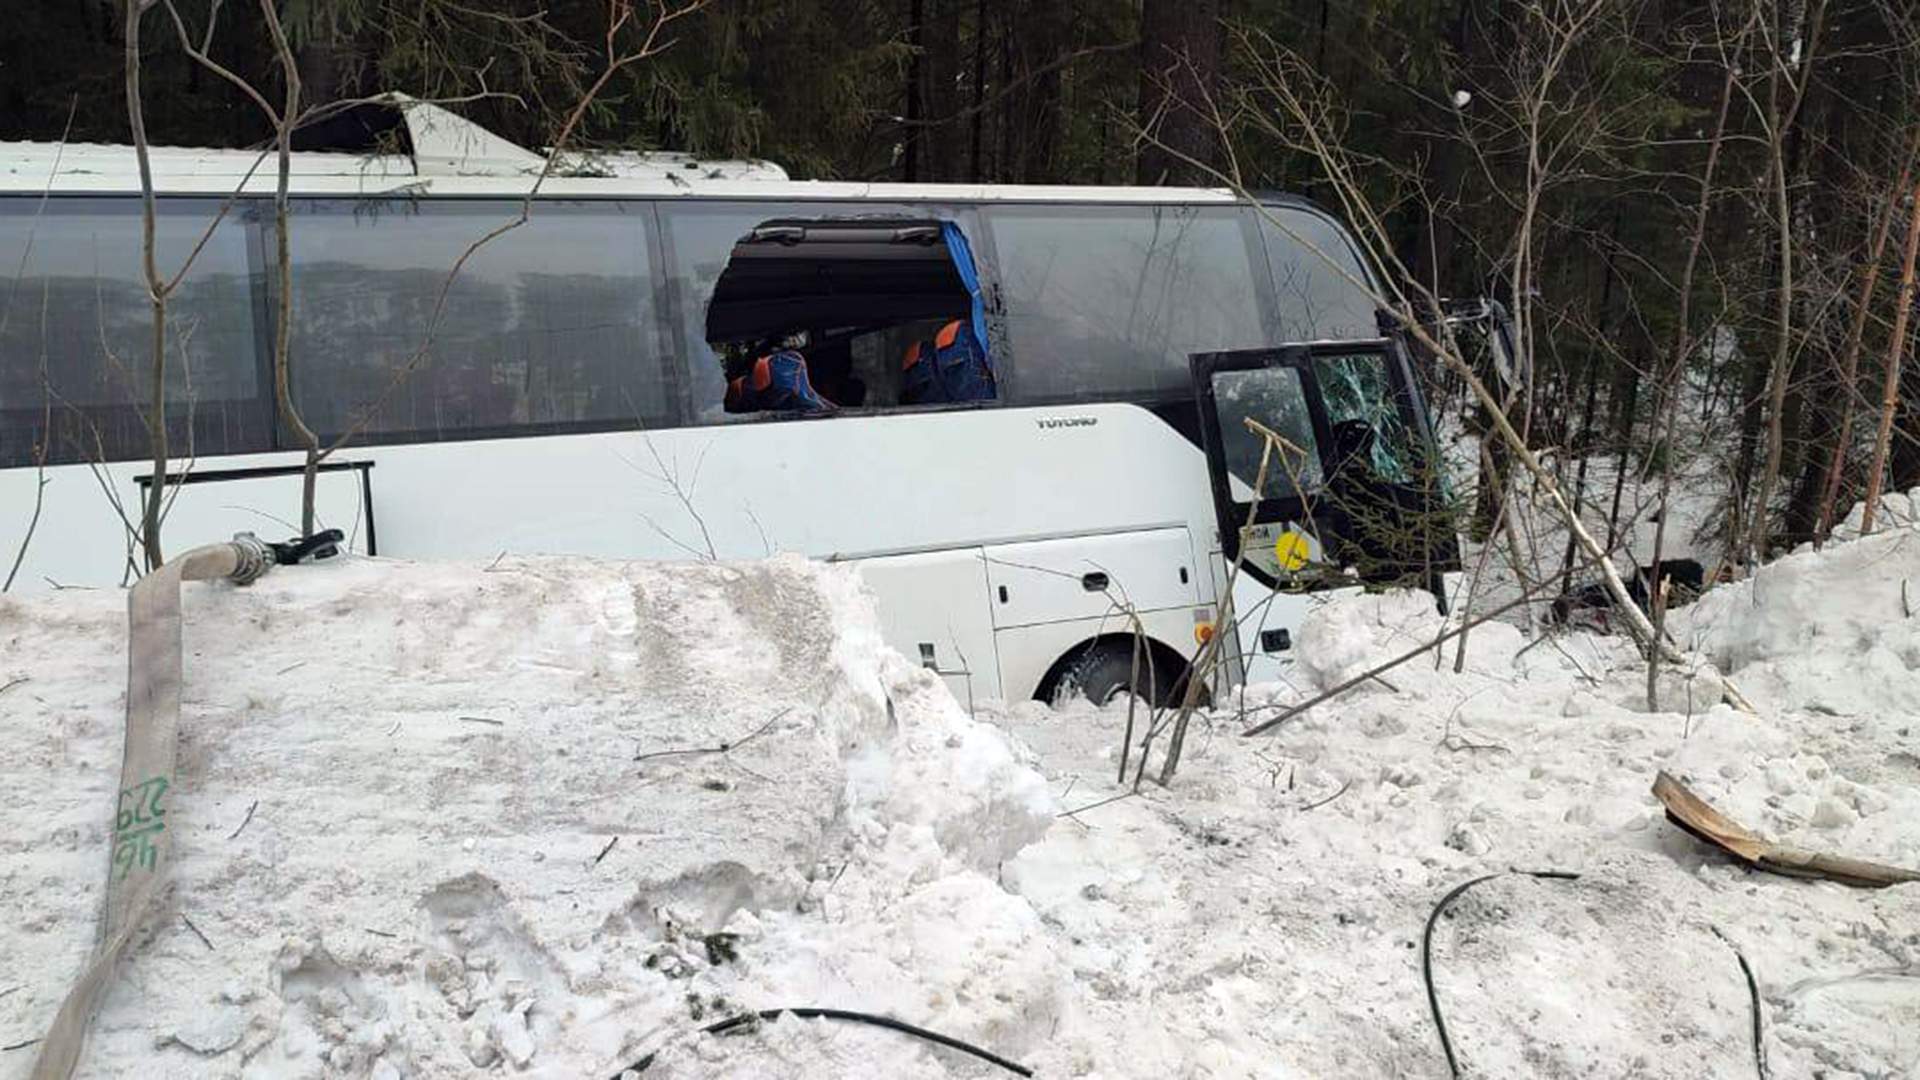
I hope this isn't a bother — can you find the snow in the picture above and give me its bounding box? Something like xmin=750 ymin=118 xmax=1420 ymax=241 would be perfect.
xmin=992 ymin=524 xmax=1920 ymax=1078
xmin=1 ymin=555 xmax=1052 ymax=1078
xmin=1685 ymin=518 xmax=1920 ymax=717
xmin=4 ymin=530 xmax=1919 ymax=1078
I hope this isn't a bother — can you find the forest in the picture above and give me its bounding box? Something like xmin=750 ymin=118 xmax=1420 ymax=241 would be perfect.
xmin=3 ymin=0 xmax=1919 ymax=570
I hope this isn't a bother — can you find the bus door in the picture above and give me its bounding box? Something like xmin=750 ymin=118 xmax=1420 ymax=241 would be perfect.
xmin=1190 ymin=338 xmax=1460 ymax=668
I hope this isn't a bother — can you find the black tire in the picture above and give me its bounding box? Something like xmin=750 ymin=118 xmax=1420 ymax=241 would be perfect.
xmin=1050 ymin=640 xmax=1176 ymax=708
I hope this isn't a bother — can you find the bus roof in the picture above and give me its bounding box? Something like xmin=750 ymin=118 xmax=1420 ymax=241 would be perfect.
xmin=0 ymin=95 xmax=1253 ymax=205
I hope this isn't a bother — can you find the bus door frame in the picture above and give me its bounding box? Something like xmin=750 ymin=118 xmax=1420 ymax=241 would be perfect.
xmin=1190 ymin=335 xmax=1459 ymax=600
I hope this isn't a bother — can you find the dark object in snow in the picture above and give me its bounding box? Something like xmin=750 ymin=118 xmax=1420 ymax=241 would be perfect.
xmin=1422 ymin=867 xmax=1769 ymax=1080
xmin=702 ymin=932 xmax=740 ymax=966
xmin=1709 ymin=925 xmax=1769 ymax=1080
xmin=1422 ymin=869 xmax=1583 ymax=1078
xmin=267 ymin=528 xmax=346 ymax=565
xmin=1549 ymin=558 xmax=1705 ymax=629
xmin=610 ymin=1006 xmax=1033 ymax=1077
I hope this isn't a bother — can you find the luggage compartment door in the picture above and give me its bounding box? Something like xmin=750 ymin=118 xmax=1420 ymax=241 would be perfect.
xmin=851 ymin=547 xmax=1002 ymax=703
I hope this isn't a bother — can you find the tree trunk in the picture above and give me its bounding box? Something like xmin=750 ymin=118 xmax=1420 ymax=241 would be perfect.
xmin=968 ymin=0 xmax=987 ymax=181
xmin=1784 ymin=372 xmax=1836 ymax=544
xmin=1003 ymin=0 xmax=1066 ymax=182
xmin=1648 ymin=45 xmax=1737 ymax=709
xmin=1860 ymin=171 xmax=1920 ymax=534
xmin=1745 ymin=0 xmax=1825 ymax=563
xmin=262 ymin=2 xmax=321 ymax=536
xmin=1892 ymin=367 xmax=1920 ymax=493
xmin=295 ymin=35 xmax=346 ymax=109
xmin=1558 ymin=358 xmax=1602 ymax=589
xmin=904 ymin=0 xmax=925 ymax=180
xmin=923 ymin=0 xmax=962 ymax=180
xmin=127 ymin=0 xmax=167 ymax=572
xmin=1745 ymin=121 xmax=1795 ymax=564
xmin=1816 ymin=136 xmax=1918 ymax=536
xmin=993 ymin=14 xmax=1010 ymax=182
xmin=1557 ymin=229 xmax=1620 ymax=582
xmin=1604 ymin=365 xmax=1640 ymax=552
xmin=1729 ymin=331 xmax=1770 ymax=561
xmin=1135 ymin=0 xmax=1221 ymax=185
xmin=1893 ymin=360 xmax=1920 ymax=494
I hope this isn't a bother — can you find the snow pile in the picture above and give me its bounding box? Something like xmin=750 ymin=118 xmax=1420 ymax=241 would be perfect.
xmin=0 ymin=555 xmax=1054 ymax=1079
xmin=1682 ymin=520 xmax=1920 ymax=717
xmin=5 ymin=530 xmax=1918 ymax=1079
xmin=997 ymin=529 xmax=1920 ymax=1077
xmin=1289 ymin=589 xmax=1472 ymax=692
xmin=1827 ymin=485 xmax=1920 ymax=543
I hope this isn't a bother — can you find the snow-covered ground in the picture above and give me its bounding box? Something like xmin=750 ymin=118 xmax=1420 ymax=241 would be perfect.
xmin=999 ymin=522 xmax=1920 ymax=1077
xmin=3 ymin=525 xmax=1917 ymax=1078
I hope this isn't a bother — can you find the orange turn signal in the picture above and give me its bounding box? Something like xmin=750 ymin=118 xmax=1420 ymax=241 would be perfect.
xmin=1194 ymin=622 xmax=1216 ymax=645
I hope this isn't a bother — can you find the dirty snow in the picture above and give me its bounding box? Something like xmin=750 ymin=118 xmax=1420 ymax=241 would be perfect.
xmin=3 ymin=526 xmax=1918 ymax=1078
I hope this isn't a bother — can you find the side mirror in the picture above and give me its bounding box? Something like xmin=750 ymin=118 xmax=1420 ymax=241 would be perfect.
xmin=1437 ymin=298 xmax=1527 ymax=399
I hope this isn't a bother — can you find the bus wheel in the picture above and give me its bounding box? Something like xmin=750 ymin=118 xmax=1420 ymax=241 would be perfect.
xmin=1047 ymin=638 xmax=1192 ymax=709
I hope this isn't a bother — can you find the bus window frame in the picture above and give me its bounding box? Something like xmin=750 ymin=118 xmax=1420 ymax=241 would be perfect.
xmin=654 ymin=199 xmax=1003 ymax=425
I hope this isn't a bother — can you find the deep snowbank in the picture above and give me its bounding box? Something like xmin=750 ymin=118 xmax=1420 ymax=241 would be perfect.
xmin=5 ymin=527 xmax=1917 ymax=1079
xmin=0 ymin=555 xmax=1053 ymax=1078
xmin=997 ymin=528 xmax=1920 ymax=1078
xmin=1683 ymin=520 xmax=1920 ymax=716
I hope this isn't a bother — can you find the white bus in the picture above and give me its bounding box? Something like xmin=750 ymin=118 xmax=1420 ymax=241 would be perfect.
xmin=0 ymin=100 xmax=1467 ymax=704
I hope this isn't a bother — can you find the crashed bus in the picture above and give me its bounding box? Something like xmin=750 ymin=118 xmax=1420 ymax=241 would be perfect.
xmin=0 ymin=99 xmax=1497 ymax=702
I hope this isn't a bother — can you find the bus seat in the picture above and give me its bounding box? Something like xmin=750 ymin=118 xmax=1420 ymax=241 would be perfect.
xmin=725 ymin=350 xmax=833 ymax=414
xmin=804 ymin=336 xmax=866 ymax=407
xmin=901 ymin=319 xmax=995 ymax=405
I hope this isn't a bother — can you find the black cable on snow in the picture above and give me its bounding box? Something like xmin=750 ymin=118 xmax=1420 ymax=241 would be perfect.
xmin=1710 ymin=925 xmax=1768 ymax=1080
xmin=1420 ymin=869 xmax=1582 ymax=1078
xmin=608 ymin=1006 xmax=1035 ymax=1078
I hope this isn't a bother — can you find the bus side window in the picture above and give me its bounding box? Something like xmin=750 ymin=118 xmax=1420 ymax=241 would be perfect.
xmin=0 ymin=197 xmax=268 ymax=467
xmin=984 ymin=204 xmax=1268 ymax=405
xmin=278 ymin=199 xmax=673 ymax=444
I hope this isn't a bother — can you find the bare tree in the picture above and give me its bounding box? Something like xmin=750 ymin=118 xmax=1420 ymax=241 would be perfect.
xmin=0 ymin=98 xmax=77 ymax=593
xmin=1860 ymin=168 xmax=1920 ymax=534
xmin=1814 ymin=134 xmax=1918 ymax=538
xmin=1145 ymin=23 xmax=1756 ymax=714
xmin=124 ymin=0 xmax=170 ymax=570
xmin=1647 ymin=7 xmax=1751 ymax=709
xmin=1740 ymin=0 xmax=1826 ymax=567
xmin=2 ymin=296 xmax=53 ymax=593
xmin=112 ymin=0 xmax=312 ymax=567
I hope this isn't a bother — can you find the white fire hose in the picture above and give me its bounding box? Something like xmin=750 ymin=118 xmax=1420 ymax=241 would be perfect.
xmin=31 ymin=536 xmax=280 ymax=1080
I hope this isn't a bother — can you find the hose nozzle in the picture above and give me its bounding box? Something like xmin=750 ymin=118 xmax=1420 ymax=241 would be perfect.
xmin=228 ymin=533 xmax=275 ymax=586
